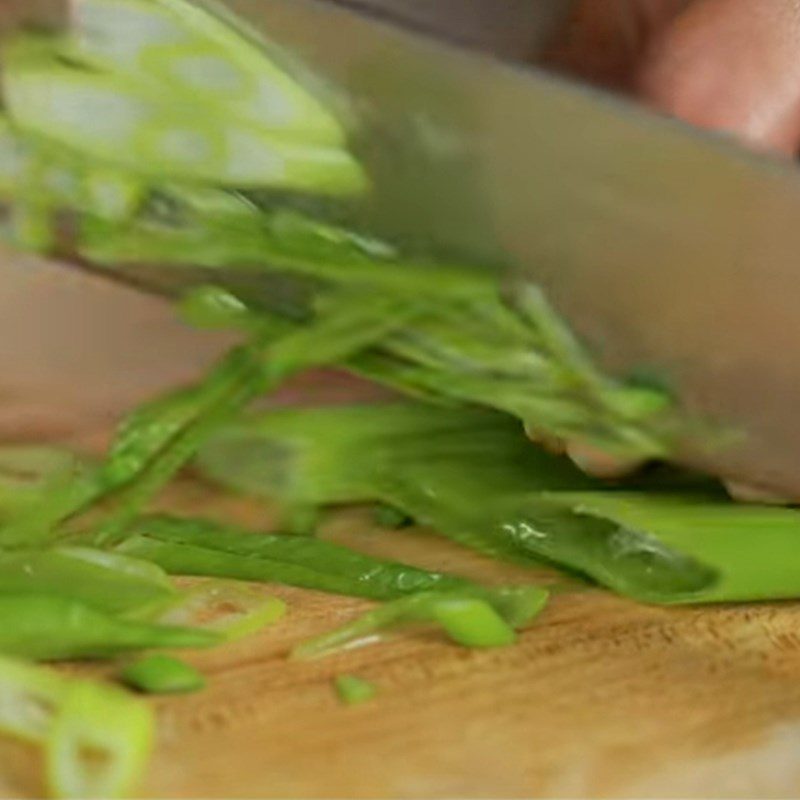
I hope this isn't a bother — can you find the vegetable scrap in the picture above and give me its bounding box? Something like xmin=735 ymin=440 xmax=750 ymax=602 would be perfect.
xmin=120 ymin=655 xmax=206 ymax=695
xmin=334 ymin=675 xmax=377 ymax=706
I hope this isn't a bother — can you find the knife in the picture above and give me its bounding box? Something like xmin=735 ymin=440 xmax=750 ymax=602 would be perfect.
xmin=4 ymin=0 xmax=800 ymax=498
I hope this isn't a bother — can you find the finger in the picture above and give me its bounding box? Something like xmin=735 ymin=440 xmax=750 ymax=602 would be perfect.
xmin=638 ymin=0 xmax=800 ymax=154
xmin=544 ymin=0 xmax=689 ymax=91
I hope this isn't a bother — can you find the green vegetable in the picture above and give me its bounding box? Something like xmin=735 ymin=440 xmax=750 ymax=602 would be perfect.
xmin=4 ymin=29 xmax=365 ymax=195
xmin=157 ymin=579 xmax=286 ymax=641
xmin=371 ymin=504 xmax=413 ymax=530
xmin=0 ymin=446 xmax=91 ymax=518
xmin=0 ymin=547 xmax=175 ymax=615
xmin=0 ymin=594 xmax=219 ymax=660
xmin=541 ymin=491 xmax=800 ymax=603
xmin=177 ymin=284 xmax=259 ymax=331
xmin=292 ymin=586 xmax=548 ymax=659
xmin=68 ymin=0 xmax=348 ymax=147
xmin=120 ymin=654 xmax=205 ymax=695
xmin=334 ymin=675 xmax=376 ymax=706
xmin=46 ymin=680 xmax=154 ymax=799
xmin=198 ymin=401 xmax=791 ymax=605
xmin=195 ymin=401 xmax=592 ymax=537
xmin=431 ymin=599 xmax=516 ymax=648
xmin=118 ymin=515 xmax=474 ymax=600
xmin=0 ymin=657 xmax=68 ymax=743
xmin=378 ymin=476 xmax=800 ymax=604
xmin=88 ymin=289 xmax=419 ymax=545
xmin=0 ymin=657 xmax=154 ymax=798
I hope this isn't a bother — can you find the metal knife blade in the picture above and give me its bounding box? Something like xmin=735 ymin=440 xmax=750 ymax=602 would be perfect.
xmin=6 ymin=0 xmax=800 ymax=496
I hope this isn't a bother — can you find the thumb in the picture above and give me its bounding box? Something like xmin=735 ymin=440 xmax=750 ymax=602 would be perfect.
xmin=637 ymin=0 xmax=800 ymax=154
xmin=544 ymin=0 xmax=688 ymax=91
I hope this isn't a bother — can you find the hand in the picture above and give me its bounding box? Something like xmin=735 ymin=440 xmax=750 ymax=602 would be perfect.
xmin=547 ymin=0 xmax=800 ymax=155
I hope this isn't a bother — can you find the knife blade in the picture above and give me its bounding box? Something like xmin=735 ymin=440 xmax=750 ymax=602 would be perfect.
xmin=5 ymin=0 xmax=800 ymax=497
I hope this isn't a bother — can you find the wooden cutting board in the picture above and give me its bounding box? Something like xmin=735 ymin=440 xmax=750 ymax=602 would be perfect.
xmin=3 ymin=257 xmax=800 ymax=798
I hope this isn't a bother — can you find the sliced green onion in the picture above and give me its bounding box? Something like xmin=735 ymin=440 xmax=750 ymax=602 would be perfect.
xmin=334 ymin=675 xmax=376 ymax=706
xmin=68 ymin=0 xmax=348 ymax=146
xmin=4 ymin=34 xmax=365 ymax=195
xmin=46 ymin=680 xmax=154 ymax=799
xmin=292 ymin=586 xmax=548 ymax=660
xmin=157 ymin=579 xmax=286 ymax=641
xmin=82 ymin=168 xmax=145 ymax=220
xmin=119 ymin=654 xmax=205 ymax=694
xmin=431 ymin=599 xmax=516 ymax=648
xmin=0 ymin=657 xmax=67 ymax=743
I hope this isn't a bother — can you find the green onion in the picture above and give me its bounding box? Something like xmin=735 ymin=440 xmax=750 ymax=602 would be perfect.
xmin=177 ymin=284 xmax=258 ymax=331
xmin=156 ymin=579 xmax=286 ymax=641
xmin=0 ymin=446 xmax=91 ymax=518
xmin=46 ymin=680 xmax=154 ymax=799
xmin=4 ymin=31 xmax=365 ymax=195
xmin=292 ymin=586 xmax=548 ymax=660
xmin=119 ymin=654 xmax=205 ymax=695
xmin=334 ymin=675 xmax=376 ymax=706
xmin=195 ymin=401 xmax=591 ymax=530
xmin=0 ymin=657 xmax=67 ymax=744
xmin=431 ymin=599 xmax=516 ymax=648
xmin=0 ymin=594 xmax=220 ymax=660
xmin=118 ymin=515 xmax=474 ymax=600
xmin=541 ymin=491 xmax=800 ymax=603
xmin=68 ymin=0 xmax=349 ymax=147
xmin=0 ymin=658 xmax=154 ymax=799
xmin=0 ymin=547 xmax=176 ymax=616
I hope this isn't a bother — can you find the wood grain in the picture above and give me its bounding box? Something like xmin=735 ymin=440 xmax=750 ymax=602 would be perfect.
xmin=2 ymin=264 xmax=800 ymax=798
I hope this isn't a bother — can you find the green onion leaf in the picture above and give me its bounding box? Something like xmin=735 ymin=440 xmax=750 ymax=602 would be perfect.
xmin=119 ymin=654 xmax=205 ymax=695
xmin=118 ymin=515 xmax=474 ymax=600
xmin=334 ymin=675 xmax=376 ymax=706
xmin=292 ymin=585 xmax=548 ymax=659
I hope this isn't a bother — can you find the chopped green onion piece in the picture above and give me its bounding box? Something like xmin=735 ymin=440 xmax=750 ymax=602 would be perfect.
xmin=68 ymin=0 xmax=349 ymax=146
xmin=0 ymin=657 xmax=67 ymax=743
xmin=432 ymin=599 xmax=516 ymax=648
xmin=46 ymin=680 xmax=154 ymax=799
xmin=4 ymin=33 xmax=366 ymax=194
xmin=177 ymin=285 xmax=255 ymax=331
xmin=157 ymin=579 xmax=286 ymax=641
xmin=119 ymin=654 xmax=205 ymax=695
xmin=334 ymin=675 xmax=376 ymax=706
xmin=292 ymin=586 xmax=548 ymax=660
